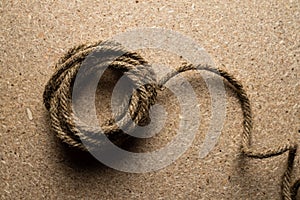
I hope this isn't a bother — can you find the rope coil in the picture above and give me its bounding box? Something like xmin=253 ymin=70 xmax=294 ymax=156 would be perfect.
xmin=43 ymin=41 xmax=299 ymax=200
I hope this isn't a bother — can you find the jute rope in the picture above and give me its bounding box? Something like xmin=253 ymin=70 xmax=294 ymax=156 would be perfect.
xmin=43 ymin=41 xmax=299 ymax=200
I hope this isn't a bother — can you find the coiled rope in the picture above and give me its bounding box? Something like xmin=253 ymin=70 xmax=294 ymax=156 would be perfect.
xmin=43 ymin=41 xmax=299 ymax=200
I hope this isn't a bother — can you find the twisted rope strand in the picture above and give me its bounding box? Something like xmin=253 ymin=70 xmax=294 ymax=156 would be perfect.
xmin=158 ymin=63 xmax=298 ymax=200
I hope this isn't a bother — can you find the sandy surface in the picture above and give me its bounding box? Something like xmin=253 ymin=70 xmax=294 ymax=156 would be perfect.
xmin=0 ymin=1 xmax=299 ymax=199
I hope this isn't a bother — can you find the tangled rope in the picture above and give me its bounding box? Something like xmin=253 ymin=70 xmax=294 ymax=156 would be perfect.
xmin=43 ymin=41 xmax=157 ymax=150
xmin=43 ymin=41 xmax=299 ymax=200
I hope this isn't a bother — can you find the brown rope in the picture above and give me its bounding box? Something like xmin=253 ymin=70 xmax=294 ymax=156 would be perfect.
xmin=158 ymin=64 xmax=299 ymax=200
xmin=43 ymin=41 xmax=299 ymax=200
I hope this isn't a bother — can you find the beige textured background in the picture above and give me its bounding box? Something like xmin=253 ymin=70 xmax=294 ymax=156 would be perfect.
xmin=0 ymin=0 xmax=299 ymax=199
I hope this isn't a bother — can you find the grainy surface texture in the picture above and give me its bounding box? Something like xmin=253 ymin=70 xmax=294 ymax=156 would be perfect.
xmin=0 ymin=1 xmax=299 ymax=200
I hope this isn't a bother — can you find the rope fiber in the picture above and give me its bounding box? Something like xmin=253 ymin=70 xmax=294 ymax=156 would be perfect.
xmin=43 ymin=41 xmax=299 ymax=200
